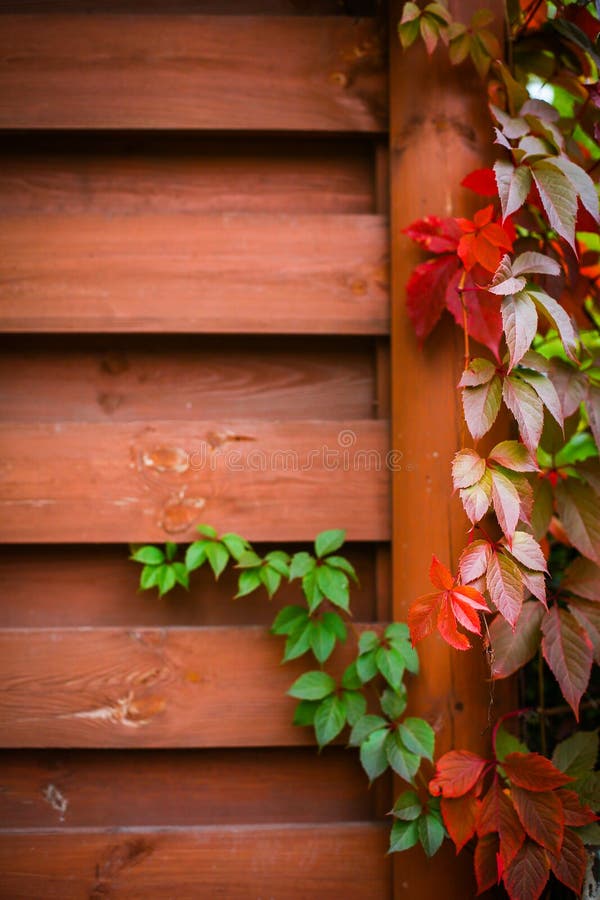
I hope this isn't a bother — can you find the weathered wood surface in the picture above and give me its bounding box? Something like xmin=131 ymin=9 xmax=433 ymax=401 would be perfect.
xmin=0 ymin=214 xmax=389 ymax=334
xmin=0 ymin=420 xmax=390 ymax=542
xmin=0 ymin=544 xmax=380 ymax=626
xmin=0 ymin=626 xmax=377 ymax=747
xmin=0 ymin=336 xmax=376 ymax=422
xmin=0 ymin=135 xmax=376 ymax=215
xmin=0 ymin=824 xmax=391 ymax=899
xmin=0 ymin=16 xmax=386 ymax=131
xmin=0 ymin=747 xmax=382 ymax=827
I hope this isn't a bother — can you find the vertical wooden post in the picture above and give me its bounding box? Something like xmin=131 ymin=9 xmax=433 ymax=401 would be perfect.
xmin=389 ymin=1 xmax=504 ymax=895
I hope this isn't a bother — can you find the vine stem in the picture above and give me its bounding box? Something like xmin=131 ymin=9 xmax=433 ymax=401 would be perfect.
xmin=458 ymin=269 xmax=470 ymax=372
xmin=537 ymin=650 xmax=547 ymax=757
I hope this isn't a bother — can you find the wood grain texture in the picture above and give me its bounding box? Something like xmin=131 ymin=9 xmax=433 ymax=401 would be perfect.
xmin=0 ymin=15 xmax=386 ymax=131
xmin=0 ymin=214 xmax=389 ymax=334
xmin=0 ymin=824 xmax=391 ymax=899
xmin=0 ymin=747 xmax=381 ymax=827
xmin=0 ymin=626 xmax=377 ymax=747
xmin=0 ymin=135 xmax=375 ymax=215
xmin=0 ymin=420 xmax=390 ymax=542
xmin=0 ymin=336 xmax=376 ymax=422
xmin=0 ymin=544 xmax=379 ymax=627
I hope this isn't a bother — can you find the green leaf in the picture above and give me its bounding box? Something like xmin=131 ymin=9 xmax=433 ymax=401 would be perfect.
xmin=310 ymin=621 xmax=337 ymax=663
xmin=356 ymin=649 xmax=378 ymax=683
xmin=385 ymin=622 xmax=410 ymax=642
xmin=321 ymin=611 xmax=347 ymax=642
xmin=315 ymin=564 xmax=349 ymax=611
xmin=342 ymin=690 xmax=367 ymax=726
xmin=325 ymin=555 xmax=358 ymax=583
xmin=494 ymin=724 xmax=529 ymax=762
xmin=376 ymin=646 xmax=405 ymax=691
xmin=552 ymin=730 xmax=598 ymax=779
xmin=389 ymin=819 xmax=419 ymax=853
xmin=172 ymin=561 xmax=189 ymax=589
xmin=315 ymin=529 xmax=346 ymax=558
xmin=140 ymin=564 xmax=161 ymax=590
xmin=287 ymin=670 xmax=336 ymax=701
xmin=131 ymin=545 xmax=165 ymax=565
xmin=185 ymin=540 xmax=208 ymax=572
xmin=418 ymin=812 xmax=446 ymax=857
xmin=283 ymin=621 xmax=314 ymax=662
xmin=259 ymin=564 xmax=281 ymax=599
xmin=292 ymin=699 xmax=320 ymax=727
xmin=302 ymin=569 xmax=324 ymax=614
xmin=205 ymin=541 xmax=230 ymax=579
xmin=235 ymin=568 xmax=262 ymax=599
xmin=380 ymin=687 xmax=407 ymax=720
xmin=236 ymin=550 xmax=263 ymax=569
xmin=271 ymin=605 xmax=308 ymax=636
xmin=358 ymin=630 xmax=379 ymax=653
xmin=341 ymin=661 xmax=362 ymax=691
xmin=359 ymin=727 xmax=390 ymax=782
xmin=157 ymin=564 xmax=176 ymax=596
xmin=392 ymin=790 xmax=423 ymax=821
xmin=165 ymin=542 xmax=177 ymax=561
xmin=385 ymin=731 xmax=421 ymax=781
xmin=314 ymin=695 xmax=347 ymax=747
xmin=349 ymin=714 xmax=388 ymax=747
xmin=221 ymin=533 xmax=249 ymax=561
xmin=289 ymin=551 xmax=315 ymax=580
xmin=264 ymin=551 xmax=290 ymax=577
xmin=196 ymin=524 xmax=218 ymax=538
xmin=398 ymin=718 xmax=435 ymax=762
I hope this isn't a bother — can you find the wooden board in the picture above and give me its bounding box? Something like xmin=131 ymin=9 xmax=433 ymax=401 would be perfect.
xmin=0 ymin=626 xmax=378 ymax=747
xmin=0 ymin=824 xmax=391 ymax=899
xmin=0 ymin=747 xmax=381 ymax=827
xmin=0 ymin=214 xmax=389 ymax=334
xmin=0 ymin=545 xmax=380 ymax=627
xmin=0 ymin=420 xmax=390 ymax=542
xmin=0 ymin=135 xmax=375 ymax=215
xmin=0 ymin=16 xmax=386 ymax=132
xmin=0 ymin=336 xmax=376 ymax=422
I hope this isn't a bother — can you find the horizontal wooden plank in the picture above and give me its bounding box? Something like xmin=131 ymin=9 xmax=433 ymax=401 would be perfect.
xmin=0 ymin=747 xmax=385 ymax=827
xmin=0 ymin=626 xmax=377 ymax=747
xmin=0 ymin=420 xmax=390 ymax=542
xmin=0 ymin=824 xmax=391 ymax=899
xmin=0 ymin=544 xmax=382 ymax=626
xmin=0 ymin=135 xmax=376 ymax=215
xmin=0 ymin=2 xmax=375 ymax=13
xmin=0 ymin=16 xmax=386 ymax=131
xmin=0 ymin=214 xmax=389 ymax=334
xmin=0 ymin=336 xmax=376 ymax=422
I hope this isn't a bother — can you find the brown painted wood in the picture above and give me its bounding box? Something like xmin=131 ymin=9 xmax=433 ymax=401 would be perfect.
xmin=0 ymin=336 xmax=376 ymax=423
xmin=0 ymin=16 xmax=386 ymax=132
xmin=0 ymin=135 xmax=375 ymax=216
xmin=0 ymin=214 xmax=388 ymax=334
xmin=0 ymin=748 xmax=377 ymax=827
xmin=0 ymin=625 xmax=378 ymax=748
xmin=0 ymin=824 xmax=391 ymax=899
xmin=0 ymin=544 xmax=378 ymax=627
xmin=0 ymin=420 xmax=389 ymax=542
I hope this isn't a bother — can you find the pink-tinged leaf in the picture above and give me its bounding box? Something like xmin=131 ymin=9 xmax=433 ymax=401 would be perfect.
xmin=541 ymin=605 xmax=593 ymax=719
xmin=489 ymin=441 xmax=537 ymax=472
xmin=420 ymin=14 xmax=441 ymax=55
xmin=531 ymin=477 xmax=554 ymax=540
xmin=490 ymin=254 xmax=526 ymax=296
xmin=586 ymin=383 xmax=600 ymax=453
xmin=519 ymin=350 xmax=550 ymax=374
xmin=429 ymin=750 xmax=488 ymax=798
xmin=486 ymin=551 xmax=524 ymax=627
xmin=441 ymin=793 xmax=480 ymax=853
xmin=437 ymin=595 xmax=472 ymax=650
xmin=505 ymin=531 xmax=547 ymax=572
xmin=429 ymin=555 xmax=454 ymax=590
xmin=489 ymin=602 xmax=544 ymax=677
xmin=446 ymin=272 xmax=503 ymax=359
xmin=555 ymin=479 xmax=600 ymax=564
xmin=463 ymin=376 xmax=503 ymax=441
xmin=475 ymin=833 xmax=501 ymax=894
xmin=520 ymin=568 xmax=547 ymax=606
xmin=531 ymin=160 xmax=578 ymax=250
xmin=477 ymin=780 xmax=526 ymax=870
xmin=503 ymin=752 xmax=573 ymax=792
xmin=403 ymin=215 xmax=461 ymax=253
xmin=517 ymin=369 xmax=563 ymax=428
xmin=491 ymin=469 xmax=522 ymax=540
xmin=568 ymin=598 xmax=600 ymax=665
xmin=408 ymin=592 xmax=441 ymax=646
xmin=561 ymin=556 xmax=600 ymax=601
xmin=506 ymin=470 xmax=534 ymax=527
xmin=548 ymin=826 xmax=587 ymax=896
xmin=502 ymin=292 xmax=538 ymax=371
xmin=548 ymin=155 xmax=600 ymax=222
xmin=549 ymin=359 xmax=588 ymax=418
xmin=459 ymin=540 xmax=493 ymax=582
xmin=578 ymin=459 xmax=600 ymax=495
xmin=452 ymin=449 xmax=486 ymax=489
xmin=460 ymin=469 xmax=492 ymax=524
xmin=494 ymin=159 xmax=532 ymax=220
xmin=528 ymin=289 xmax=578 ymax=362
xmin=555 ymin=789 xmax=598 ymax=827
xmin=503 ymin=840 xmax=550 ymax=900
xmin=406 ymin=255 xmax=461 ymax=343
xmin=511 ymin=251 xmax=562 ymax=279
xmin=510 ymin=787 xmax=564 ymax=854
xmin=459 ymin=357 xmax=497 ymax=387
xmin=502 ymin=375 xmax=544 ymax=456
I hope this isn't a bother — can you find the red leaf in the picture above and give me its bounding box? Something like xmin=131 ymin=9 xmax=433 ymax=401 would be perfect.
xmin=461 ymin=168 xmax=498 ymax=196
xmin=429 ymin=750 xmax=488 ymax=798
xmin=548 ymin=827 xmax=587 ymax=896
xmin=489 ymin=602 xmax=544 ymax=678
xmin=503 ymin=840 xmax=550 ymax=900
xmin=429 ymin=555 xmax=454 ymax=590
xmin=475 ymin=833 xmax=501 ymax=894
xmin=406 ymin=255 xmax=460 ymax=343
xmin=441 ymin=793 xmax=480 ymax=853
xmin=446 ymin=271 xmax=503 ymax=359
xmin=541 ymin=605 xmax=594 ymax=719
xmin=437 ymin=595 xmax=472 ymax=650
xmin=403 ymin=215 xmax=461 ymax=254
xmin=510 ymin=786 xmax=564 ymax=854
xmin=408 ymin=592 xmax=441 ymax=645
xmin=486 ymin=550 xmax=524 ymax=627
xmin=556 ymin=789 xmax=598 ymax=827
xmin=478 ymin=779 xmax=525 ymax=869
xmin=502 ymin=752 xmax=572 ymax=792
